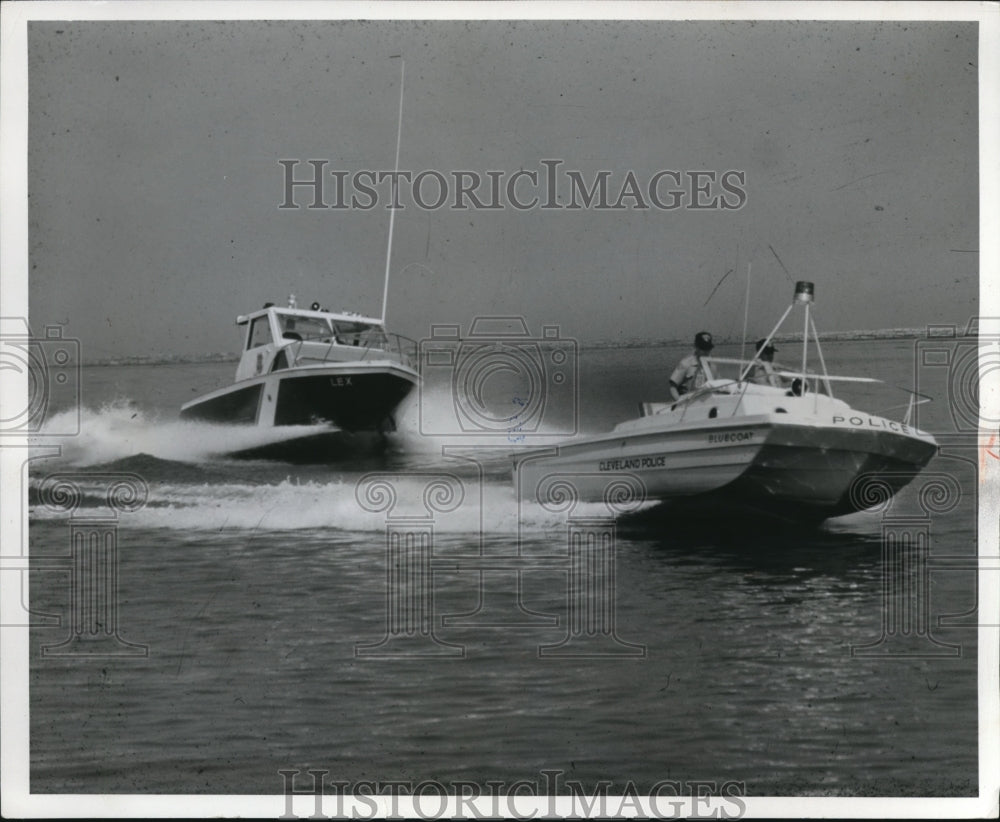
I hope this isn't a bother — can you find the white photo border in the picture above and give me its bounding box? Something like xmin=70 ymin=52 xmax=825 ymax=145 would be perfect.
xmin=1 ymin=1 xmax=997 ymax=818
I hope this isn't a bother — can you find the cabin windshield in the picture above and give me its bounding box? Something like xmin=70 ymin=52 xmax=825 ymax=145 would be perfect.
xmin=276 ymin=312 xmax=334 ymax=342
xmin=331 ymin=320 xmax=383 ymax=346
xmin=247 ymin=315 xmax=273 ymax=349
xmin=705 ymin=356 xmax=831 ymax=397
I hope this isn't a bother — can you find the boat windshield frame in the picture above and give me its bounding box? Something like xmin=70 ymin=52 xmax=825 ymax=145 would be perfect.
xmin=235 ymin=305 xmax=417 ymax=370
xmin=273 ymin=310 xmax=337 ymax=343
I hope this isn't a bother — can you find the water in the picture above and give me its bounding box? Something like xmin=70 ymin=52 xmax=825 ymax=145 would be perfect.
xmin=26 ymin=340 xmax=979 ymax=796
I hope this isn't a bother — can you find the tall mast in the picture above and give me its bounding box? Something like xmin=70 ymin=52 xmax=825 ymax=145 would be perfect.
xmin=380 ymin=56 xmax=405 ymax=326
xmin=795 ymin=281 xmax=814 ymax=393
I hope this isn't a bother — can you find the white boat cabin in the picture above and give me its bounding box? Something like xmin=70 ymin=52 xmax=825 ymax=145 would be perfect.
xmin=635 ymin=349 xmax=887 ymax=430
xmin=233 ymin=301 xmax=416 ymax=382
xmin=636 ymin=377 xmax=853 ymax=428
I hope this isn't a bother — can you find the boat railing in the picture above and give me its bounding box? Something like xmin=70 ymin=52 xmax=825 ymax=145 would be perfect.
xmin=382 ymin=332 xmax=419 ymax=369
xmin=706 ymin=356 xmax=850 ymax=396
xmin=284 ymin=329 xmax=418 ymax=370
xmin=668 ymin=376 xmax=806 ymax=423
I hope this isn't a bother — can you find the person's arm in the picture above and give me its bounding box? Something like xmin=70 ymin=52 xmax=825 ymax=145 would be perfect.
xmin=669 ymin=381 xmax=681 ymax=400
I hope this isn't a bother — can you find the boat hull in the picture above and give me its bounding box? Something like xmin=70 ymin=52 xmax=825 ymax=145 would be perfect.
xmin=179 ymin=363 xmax=418 ymax=459
xmin=515 ymin=418 xmax=938 ymax=522
xmin=716 ymin=424 xmax=937 ymax=519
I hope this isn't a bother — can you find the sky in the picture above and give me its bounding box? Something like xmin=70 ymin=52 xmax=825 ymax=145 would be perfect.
xmin=23 ymin=16 xmax=980 ymax=359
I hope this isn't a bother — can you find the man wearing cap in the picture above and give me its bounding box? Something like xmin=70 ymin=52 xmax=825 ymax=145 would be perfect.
xmin=670 ymin=331 xmax=715 ymax=400
xmin=749 ymin=338 xmax=782 ymax=387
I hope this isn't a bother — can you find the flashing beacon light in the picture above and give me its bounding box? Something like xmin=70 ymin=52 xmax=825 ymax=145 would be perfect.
xmin=794 ymin=281 xmax=815 ymax=303
xmin=288 ymin=293 xmax=297 ymax=309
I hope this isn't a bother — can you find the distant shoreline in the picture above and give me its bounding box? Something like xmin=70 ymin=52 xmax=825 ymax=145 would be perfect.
xmin=580 ymin=326 xmax=955 ymax=351
xmin=82 ymin=326 xmax=967 ymax=366
xmin=85 ymin=352 xmax=240 ymax=367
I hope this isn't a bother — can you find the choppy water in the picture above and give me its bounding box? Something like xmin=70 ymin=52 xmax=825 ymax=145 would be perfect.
xmin=26 ymin=340 xmax=979 ymax=796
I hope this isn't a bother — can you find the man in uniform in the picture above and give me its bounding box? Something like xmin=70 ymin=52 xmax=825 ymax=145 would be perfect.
xmin=670 ymin=331 xmax=715 ymax=400
xmin=749 ymin=338 xmax=783 ymax=387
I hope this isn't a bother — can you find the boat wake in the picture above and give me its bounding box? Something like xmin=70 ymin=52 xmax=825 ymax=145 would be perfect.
xmin=26 ymin=468 xmax=638 ymax=534
xmin=29 ymin=389 xmax=579 ymax=469
xmin=29 ymin=399 xmax=345 ymax=467
xmin=24 ymin=397 xmax=625 ymax=533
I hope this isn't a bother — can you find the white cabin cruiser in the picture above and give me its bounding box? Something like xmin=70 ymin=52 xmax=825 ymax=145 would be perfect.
xmin=180 ymin=297 xmax=419 ymax=459
xmin=515 ymin=282 xmax=938 ymax=523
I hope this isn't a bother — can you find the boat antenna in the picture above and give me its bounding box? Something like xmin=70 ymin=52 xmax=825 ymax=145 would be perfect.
xmin=769 ymin=244 xmax=794 ymax=282
xmin=740 ymin=261 xmax=751 ymax=365
xmin=380 ymin=55 xmax=405 ymax=327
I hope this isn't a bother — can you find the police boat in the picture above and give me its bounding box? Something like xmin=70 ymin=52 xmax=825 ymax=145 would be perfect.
xmin=514 ymin=282 xmax=938 ymax=523
xmin=179 ymin=296 xmax=419 ymax=460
